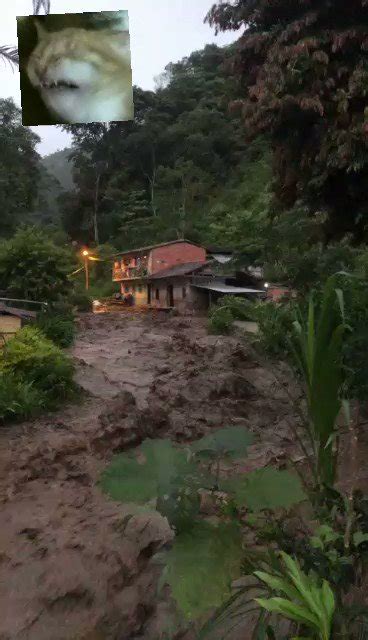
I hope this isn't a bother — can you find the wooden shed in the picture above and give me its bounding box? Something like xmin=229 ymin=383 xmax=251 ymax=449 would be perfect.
xmin=0 ymin=304 xmax=37 ymax=345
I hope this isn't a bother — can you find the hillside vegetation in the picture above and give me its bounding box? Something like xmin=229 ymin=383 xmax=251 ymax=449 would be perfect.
xmin=42 ymin=148 xmax=75 ymax=192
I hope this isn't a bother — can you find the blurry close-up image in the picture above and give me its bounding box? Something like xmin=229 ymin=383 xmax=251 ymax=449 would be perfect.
xmin=17 ymin=10 xmax=134 ymax=125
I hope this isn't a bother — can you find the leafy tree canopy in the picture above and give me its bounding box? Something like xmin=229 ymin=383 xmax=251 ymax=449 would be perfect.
xmin=206 ymin=0 xmax=368 ymax=242
xmin=0 ymin=226 xmax=74 ymax=303
xmin=0 ymin=99 xmax=41 ymax=237
xmin=59 ymin=44 xmax=257 ymax=248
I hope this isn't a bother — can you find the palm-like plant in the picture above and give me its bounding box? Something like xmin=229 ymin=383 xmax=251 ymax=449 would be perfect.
xmin=0 ymin=47 xmax=19 ymax=68
xmin=0 ymin=0 xmax=50 ymax=69
xmin=291 ymin=277 xmax=346 ymax=489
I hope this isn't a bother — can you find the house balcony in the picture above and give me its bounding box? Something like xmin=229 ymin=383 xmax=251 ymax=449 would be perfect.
xmin=113 ymin=265 xmax=149 ymax=282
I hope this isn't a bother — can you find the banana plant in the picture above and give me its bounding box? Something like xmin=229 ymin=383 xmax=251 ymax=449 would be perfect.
xmin=255 ymin=552 xmax=335 ymax=640
xmin=291 ymin=277 xmax=347 ymax=489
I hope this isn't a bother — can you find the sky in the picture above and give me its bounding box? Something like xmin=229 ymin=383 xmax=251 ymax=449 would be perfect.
xmin=2 ymin=1 xmax=240 ymax=157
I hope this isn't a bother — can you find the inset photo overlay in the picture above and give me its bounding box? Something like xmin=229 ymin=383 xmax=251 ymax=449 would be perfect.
xmin=17 ymin=10 xmax=134 ymax=125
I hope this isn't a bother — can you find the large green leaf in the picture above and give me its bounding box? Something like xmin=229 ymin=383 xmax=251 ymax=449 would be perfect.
xmin=224 ymin=468 xmax=307 ymax=512
xmin=255 ymin=597 xmax=320 ymax=630
xmin=191 ymin=426 xmax=253 ymax=459
xmin=99 ymin=439 xmax=200 ymax=503
xmin=162 ymin=520 xmax=243 ymax=620
xmin=256 ymin=553 xmax=335 ymax=640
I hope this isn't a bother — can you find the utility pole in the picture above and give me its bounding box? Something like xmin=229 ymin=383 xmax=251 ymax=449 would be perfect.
xmin=82 ymin=250 xmax=89 ymax=291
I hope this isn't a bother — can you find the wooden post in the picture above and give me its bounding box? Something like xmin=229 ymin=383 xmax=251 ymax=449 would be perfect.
xmin=84 ymin=255 xmax=89 ymax=291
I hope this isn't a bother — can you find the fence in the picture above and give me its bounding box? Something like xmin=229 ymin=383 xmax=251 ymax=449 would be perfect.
xmin=0 ymin=297 xmax=48 ymax=311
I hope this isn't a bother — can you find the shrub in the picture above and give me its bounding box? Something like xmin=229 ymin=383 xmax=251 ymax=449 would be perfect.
xmin=334 ymin=273 xmax=368 ymax=402
xmin=253 ymin=300 xmax=296 ymax=358
xmin=36 ymin=303 xmax=75 ymax=348
xmin=69 ymin=289 xmax=93 ymax=312
xmin=208 ymin=306 xmax=234 ymax=334
xmin=208 ymin=296 xmax=257 ymax=334
xmin=0 ymin=226 xmax=75 ymax=303
xmin=88 ymin=281 xmax=117 ymax=299
xmin=0 ymin=375 xmax=45 ymax=424
xmin=0 ymin=326 xmax=75 ymax=407
xmin=216 ymin=295 xmax=256 ymax=321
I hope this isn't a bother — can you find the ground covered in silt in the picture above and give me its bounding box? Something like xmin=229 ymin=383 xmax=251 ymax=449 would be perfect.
xmin=0 ymin=311 xmax=301 ymax=640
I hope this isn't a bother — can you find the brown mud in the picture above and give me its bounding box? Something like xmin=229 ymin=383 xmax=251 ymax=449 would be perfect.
xmin=0 ymin=312 xmax=302 ymax=640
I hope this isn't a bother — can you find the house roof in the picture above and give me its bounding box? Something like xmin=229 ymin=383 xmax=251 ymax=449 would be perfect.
xmin=0 ymin=303 xmax=37 ymax=319
xmin=192 ymin=284 xmax=265 ymax=294
xmin=113 ymin=239 xmax=203 ymax=258
xmin=149 ymin=261 xmax=212 ymax=279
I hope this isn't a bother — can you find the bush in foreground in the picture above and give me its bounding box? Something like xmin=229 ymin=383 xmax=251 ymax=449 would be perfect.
xmin=0 ymin=375 xmax=45 ymax=424
xmin=0 ymin=326 xmax=75 ymax=412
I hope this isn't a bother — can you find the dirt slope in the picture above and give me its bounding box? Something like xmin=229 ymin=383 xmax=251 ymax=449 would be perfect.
xmin=0 ymin=312 xmax=300 ymax=640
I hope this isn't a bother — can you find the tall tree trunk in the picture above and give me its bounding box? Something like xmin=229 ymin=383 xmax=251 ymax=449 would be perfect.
xmin=141 ymin=145 xmax=157 ymax=216
xmin=93 ymin=172 xmax=101 ymax=245
xmin=149 ymin=146 xmax=158 ymax=216
xmin=180 ymin=175 xmax=187 ymax=240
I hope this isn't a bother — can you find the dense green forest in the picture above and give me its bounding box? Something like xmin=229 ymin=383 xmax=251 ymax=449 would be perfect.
xmin=2 ymin=0 xmax=367 ymax=291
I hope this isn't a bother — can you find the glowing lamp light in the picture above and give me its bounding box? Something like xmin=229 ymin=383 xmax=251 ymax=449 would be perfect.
xmin=82 ymin=250 xmax=89 ymax=257
xmin=264 ymin=282 xmax=270 ymax=289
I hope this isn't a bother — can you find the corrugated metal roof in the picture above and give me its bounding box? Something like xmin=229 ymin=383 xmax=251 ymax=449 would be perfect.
xmin=192 ymin=284 xmax=265 ymax=294
xmin=0 ymin=303 xmax=37 ymax=319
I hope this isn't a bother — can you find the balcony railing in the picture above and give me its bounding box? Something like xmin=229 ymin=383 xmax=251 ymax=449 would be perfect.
xmin=113 ymin=265 xmax=149 ymax=281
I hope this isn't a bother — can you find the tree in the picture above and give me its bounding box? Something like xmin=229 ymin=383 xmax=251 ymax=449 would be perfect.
xmin=206 ymin=0 xmax=368 ymax=242
xmin=0 ymin=99 xmax=41 ymax=236
xmin=59 ymin=44 xmax=249 ymax=248
xmin=206 ymin=136 xmax=272 ymax=261
xmin=0 ymin=226 xmax=74 ymax=302
xmin=156 ymin=159 xmax=214 ymax=239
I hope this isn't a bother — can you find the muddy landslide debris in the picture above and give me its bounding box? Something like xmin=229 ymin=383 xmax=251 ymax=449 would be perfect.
xmin=0 ymin=312 xmax=301 ymax=640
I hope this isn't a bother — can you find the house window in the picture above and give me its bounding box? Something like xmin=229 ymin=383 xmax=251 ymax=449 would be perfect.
xmin=132 ymin=285 xmax=136 ymax=292
xmin=155 ymin=288 xmax=160 ymax=300
xmin=182 ymin=286 xmax=187 ymax=298
xmin=124 ymin=286 xmax=130 ymax=293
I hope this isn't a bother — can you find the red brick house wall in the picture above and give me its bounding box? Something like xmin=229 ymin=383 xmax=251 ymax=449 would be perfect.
xmin=267 ymin=287 xmax=293 ymax=302
xmin=148 ymin=242 xmax=206 ymax=275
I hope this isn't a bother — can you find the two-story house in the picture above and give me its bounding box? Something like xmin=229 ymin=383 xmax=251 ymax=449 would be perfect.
xmin=112 ymin=239 xmax=265 ymax=312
